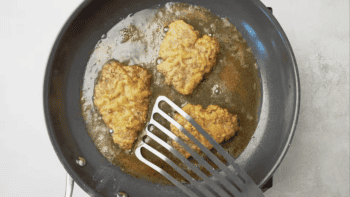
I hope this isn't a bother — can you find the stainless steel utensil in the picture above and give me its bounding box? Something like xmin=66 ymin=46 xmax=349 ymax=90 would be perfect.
xmin=136 ymin=96 xmax=265 ymax=197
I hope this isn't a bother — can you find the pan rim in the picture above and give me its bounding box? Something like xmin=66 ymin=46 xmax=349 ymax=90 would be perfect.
xmin=251 ymin=0 xmax=300 ymax=188
xmin=43 ymin=0 xmax=97 ymax=195
xmin=43 ymin=0 xmax=301 ymax=195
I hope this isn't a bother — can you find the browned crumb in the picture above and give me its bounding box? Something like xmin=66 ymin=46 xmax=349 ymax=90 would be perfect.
xmin=94 ymin=61 xmax=152 ymax=150
xmin=158 ymin=20 xmax=220 ymax=95
xmin=171 ymin=104 xmax=239 ymax=158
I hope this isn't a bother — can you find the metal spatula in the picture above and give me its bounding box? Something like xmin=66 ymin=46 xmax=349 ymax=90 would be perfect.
xmin=135 ymin=96 xmax=265 ymax=197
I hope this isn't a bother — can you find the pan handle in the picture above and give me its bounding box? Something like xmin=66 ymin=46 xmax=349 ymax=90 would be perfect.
xmin=65 ymin=173 xmax=74 ymax=197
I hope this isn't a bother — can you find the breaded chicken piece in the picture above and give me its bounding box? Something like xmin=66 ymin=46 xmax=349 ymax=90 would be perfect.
xmin=158 ymin=20 xmax=220 ymax=95
xmin=171 ymin=104 xmax=239 ymax=158
xmin=94 ymin=61 xmax=152 ymax=150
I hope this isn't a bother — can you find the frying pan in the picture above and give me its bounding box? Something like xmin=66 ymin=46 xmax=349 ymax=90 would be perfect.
xmin=43 ymin=0 xmax=300 ymax=196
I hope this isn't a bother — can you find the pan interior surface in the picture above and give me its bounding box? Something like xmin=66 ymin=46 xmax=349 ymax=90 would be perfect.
xmin=81 ymin=2 xmax=262 ymax=186
xmin=44 ymin=0 xmax=299 ymax=196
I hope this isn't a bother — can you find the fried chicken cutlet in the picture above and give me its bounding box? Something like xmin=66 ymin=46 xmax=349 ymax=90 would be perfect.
xmin=171 ymin=104 xmax=239 ymax=158
xmin=94 ymin=61 xmax=152 ymax=150
xmin=158 ymin=20 xmax=220 ymax=95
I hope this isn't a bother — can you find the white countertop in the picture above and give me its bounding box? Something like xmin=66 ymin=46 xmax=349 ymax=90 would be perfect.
xmin=0 ymin=0 xmax=349 ymax=196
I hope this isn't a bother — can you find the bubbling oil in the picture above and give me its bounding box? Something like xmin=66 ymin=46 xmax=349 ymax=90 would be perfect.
xmin=81 ymin=2 xmax=261 ymax=185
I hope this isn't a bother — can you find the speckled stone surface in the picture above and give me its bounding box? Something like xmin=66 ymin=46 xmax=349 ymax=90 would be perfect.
xmin=261 ymin=0 xmax=349 ymax=196
xmin=0 ymin=0 xmax=348 ymax=196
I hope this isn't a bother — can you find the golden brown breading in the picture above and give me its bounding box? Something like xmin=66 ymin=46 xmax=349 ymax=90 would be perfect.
xmin=94 ymin=61 xmax=151 ymax=150
xmin=171 ymin=104 xmax=239 ymax=158
xmin=158 ymin=20 xmax=220 ymax=95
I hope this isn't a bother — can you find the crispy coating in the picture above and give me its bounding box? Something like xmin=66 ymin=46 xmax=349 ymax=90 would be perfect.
xmin=171 ymin=104 xmax=239 ymax=158
xmin=94 ymin=61 xmax=152 ymax=150
xmin=158 ymin=20 xmax=220 ymax=95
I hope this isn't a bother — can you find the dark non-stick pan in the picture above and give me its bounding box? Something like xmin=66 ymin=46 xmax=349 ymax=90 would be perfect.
xmin=44 ymin=0 xmax=300 ymax=196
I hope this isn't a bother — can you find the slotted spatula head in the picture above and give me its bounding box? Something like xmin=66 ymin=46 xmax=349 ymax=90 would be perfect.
xmin=135 ymin=96 xmax=265 ymax=197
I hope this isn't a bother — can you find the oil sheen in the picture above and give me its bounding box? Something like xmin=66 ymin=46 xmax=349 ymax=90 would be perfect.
xmin=81 ymin=2 xmax=261 ymax=185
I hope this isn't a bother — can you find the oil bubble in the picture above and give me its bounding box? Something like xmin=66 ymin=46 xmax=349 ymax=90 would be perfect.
xmin=203 ymin=27 xmax=210 ymax=34
xmin=210 ymin=24 xmax=216 ymax=32
xmin=148 ymin=124 xmax=154 ymax=131
xmin=143 ymin=135 xmax=151 ymax=143
xmin=101 ymin=34 xmax=107 ymax=39
xmin=164 ymin=27 xmax=169 ymax=33
xmin=156 ymin=57 xmax=163 ymax=65
xmin=124 ymin=149 xmax=131 ymax=154
xmin=247 ymin=114 xmax=253 ymax=120
xmin=246 ymin=47 xmax=252 ymax=53
xmin=212 ymin=84 xmax=221 ymax=95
